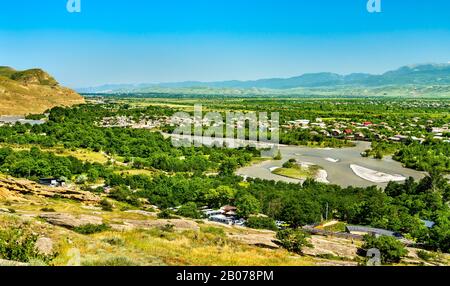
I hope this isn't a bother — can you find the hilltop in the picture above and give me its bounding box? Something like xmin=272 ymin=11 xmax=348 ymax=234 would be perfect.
xmin=77 ymin=63 xmax=450 ymax=94
xmin=0 ymin=66 xmax=84 ymax=116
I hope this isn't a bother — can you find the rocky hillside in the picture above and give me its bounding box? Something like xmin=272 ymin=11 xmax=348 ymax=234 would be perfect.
xmin=0 ymin=175 xmax=447 ymax=266
xmin=0 ymin=66 xmax=84 ymax=115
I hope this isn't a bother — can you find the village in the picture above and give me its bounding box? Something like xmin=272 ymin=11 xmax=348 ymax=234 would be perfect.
xmin=282 ymin=117 xmax=449 ymax=143
xmin=99 ymin=112 xmax=450 ymax=145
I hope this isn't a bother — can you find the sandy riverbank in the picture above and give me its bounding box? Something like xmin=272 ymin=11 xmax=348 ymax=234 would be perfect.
xmin=350 ymin=164 xmax=406 ymax=183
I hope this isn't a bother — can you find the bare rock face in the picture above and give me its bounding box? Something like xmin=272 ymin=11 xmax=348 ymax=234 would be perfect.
xmin=0 ymin=177 xmax=100 ymax=203
xmin=39 ymin=213 xmax=103 ymax=229
xmin=302 ymin=236 xmax=359 ymax=260
xmin=35 ymin=237 xmax=54 ymax=256
xmin=110 ymin=219 xmax=200 ymax=232
xmin=124 ymin=210 xmax=157 ymax=217
xmin=0 ymin=259 xmax=29 ymax=266
xmin=228 ymin=232 xmax=279 ymax=249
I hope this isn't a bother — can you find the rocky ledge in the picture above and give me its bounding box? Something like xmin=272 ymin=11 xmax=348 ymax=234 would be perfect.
xmin=0 ymin=177 xmax=100 ymax=202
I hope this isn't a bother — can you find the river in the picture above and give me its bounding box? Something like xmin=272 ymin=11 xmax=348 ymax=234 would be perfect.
xmin=238 ymin=141 xmax=426 ymax=188
xmin=164 ymin=133 xmax=426 ymax=188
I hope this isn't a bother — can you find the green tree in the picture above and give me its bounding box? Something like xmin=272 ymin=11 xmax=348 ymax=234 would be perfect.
xmin=235 ymin=193 xmax=260 ymax=218
xmin=362 ymin=235 xmax=408 ymax=264
xmin=280 ymin=199 xmax=322 ymax=227
xmin=428 ymin=210 xmax=450 ymax=253
xmin=246 ymin=216 xmax=278 ymax=231
xmin=203 ymin=186 xmax=236 ymax=208
xmin=87 ymin=169 xmax=99 ymax=183
xmin=218 ymin=158 xmax=238 ymax=176
xmin=177 ymin=202 xmax=202 ymax=219
xmin=157 ymin=209 xmax=174 ymax=219
xmin=276 ymin=229 xmax=313 ymax=255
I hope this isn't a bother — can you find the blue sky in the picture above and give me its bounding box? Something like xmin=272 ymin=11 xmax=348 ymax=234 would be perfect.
xmin=0 ymin=0 xmax=450 ymax=87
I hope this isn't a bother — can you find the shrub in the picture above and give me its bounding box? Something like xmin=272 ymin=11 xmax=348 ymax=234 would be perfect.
xmin=73 ymin=224 xmax=111 ymax=235
xmin=100 ymin=199 xmax=113 ymax=212
xmin=102 ymin=237 xmax=125 ymax=246
xmin=108 ymin=187 xmax=141 ymax=207
xmin=417 ymin=250 xmax=440 ymax=262
xmin=282 ymin=159 xmax=297 ymax=169
xmin=246 ymin=216 xmax=278 ymax=231
xmin=361 ymin=235 xmax=408 ymax=264
xmin=75 ymin=174 xmax=88 ymax=184
xmin=273 ymin=150 xmax=282 ymax=160
xmin=235 ymin=193 xmax=260 ymax=218
xmin=200 ymin=226 xmax=226 ymax=237
xmin=157 ymin=209 xmax=174 ymax=219
xmin=40 ymin=207 xmax=56 ymax=212
xmin=0 ymin=227 xmax=53 ymax=263
xmin=82 ymin=256 xmax=138 ymax=266
xmin=177 ymin=202 xmax=202 ymax=219
xmin=160 ymin=224 xmax=175 ymax=232
xmin=276 ymin=229 xmax=313 ymax=255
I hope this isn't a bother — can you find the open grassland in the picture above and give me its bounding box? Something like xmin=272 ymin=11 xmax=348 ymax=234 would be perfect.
xmin=1 ymin=162 xmax=449 ymax=266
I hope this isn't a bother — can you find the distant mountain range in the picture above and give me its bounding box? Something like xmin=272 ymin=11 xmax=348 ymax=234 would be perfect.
xmin=0 ymin=66 xmax=84 ymax=115
xmin=77 ymin=63 xmax=450 ymax=93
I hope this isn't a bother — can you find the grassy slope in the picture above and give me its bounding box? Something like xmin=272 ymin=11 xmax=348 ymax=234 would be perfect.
xmin=0 ymin=67 xmax=84 ymax=116
xmin=0 ymin=184 xmax=321 ymax=266
xmin=1 ymin=175 xmax=448 ymax=266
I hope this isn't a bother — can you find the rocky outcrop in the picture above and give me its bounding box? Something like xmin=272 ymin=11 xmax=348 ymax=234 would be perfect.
xmin=110 ymin=219 xmax=200 ymax=232
xmin=228 ymin=232 xmax=279 ymax=249
xmin=0 ymin=259 xmax=29 ymax=266
xmin=35 ymin=237 xmax=54 ymax=256
xmin=0 ymin=177 xmax=100 ymax=202
xmin=39 ymin=213 xmax=103 ymax=229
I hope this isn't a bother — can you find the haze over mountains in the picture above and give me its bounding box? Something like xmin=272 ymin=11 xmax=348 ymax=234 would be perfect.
xmin=77 ymin=64 xmax=450 ymax=93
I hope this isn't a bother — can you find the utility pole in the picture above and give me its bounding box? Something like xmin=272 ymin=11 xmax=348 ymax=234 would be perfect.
xmin=325 ymin=202 xmax=329 ymax=221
